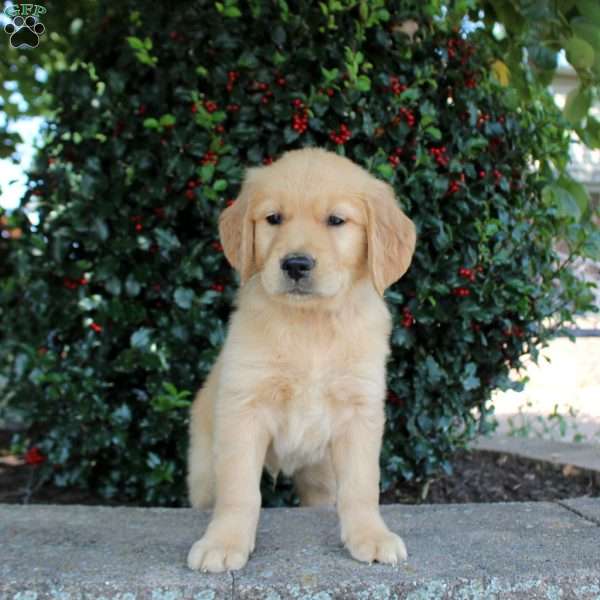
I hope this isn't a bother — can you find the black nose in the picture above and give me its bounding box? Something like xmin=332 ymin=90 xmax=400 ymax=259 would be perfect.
xmin=281 ymin=254 xmax=316 ymax=281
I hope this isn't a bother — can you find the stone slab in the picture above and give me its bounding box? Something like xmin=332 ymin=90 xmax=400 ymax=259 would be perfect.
xmin=561 ymin=496 xmax=600 ymax=525
xmin=474 ymin=434 xmax=600 ymax=474
xmin=0 ymin=502 xmax=599 ymax=599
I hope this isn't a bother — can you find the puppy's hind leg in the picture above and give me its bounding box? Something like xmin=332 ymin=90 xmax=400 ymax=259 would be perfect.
xmin=294 ymin=450 xmax=337 ymax=507
xmin=187 ymin=378 xmax=217 ymax=509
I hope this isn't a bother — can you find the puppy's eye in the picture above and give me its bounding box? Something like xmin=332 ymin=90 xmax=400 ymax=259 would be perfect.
xmin=266 ymin=213 xmax=283 ymax=225
xmin=327 ymin=215 xmax=345 ymax=227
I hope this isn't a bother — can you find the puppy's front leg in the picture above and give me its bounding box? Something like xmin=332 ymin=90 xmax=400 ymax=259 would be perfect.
xmin=187 ymin=409 xmax=270 ymax=573
xmin=331 ymin=408 xmax=407 ymax=565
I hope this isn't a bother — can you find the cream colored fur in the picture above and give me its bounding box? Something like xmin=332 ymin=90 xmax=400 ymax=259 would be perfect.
xmin=186 ymin=147 xmax=416 ymax=572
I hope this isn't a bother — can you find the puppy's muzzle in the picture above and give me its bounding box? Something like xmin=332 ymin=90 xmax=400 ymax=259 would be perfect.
xmin=280 ymin=253 xmax=316 ymax=282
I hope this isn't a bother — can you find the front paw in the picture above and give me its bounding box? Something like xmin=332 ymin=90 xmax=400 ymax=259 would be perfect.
xmin=187 ymin=535 xmax=251 ymax=573
xmin=345 ymin=528 xmax=408 ymax=565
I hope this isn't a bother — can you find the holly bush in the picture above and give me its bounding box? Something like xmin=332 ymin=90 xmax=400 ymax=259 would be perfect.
xmin=1 ymin=0 xmax=597 ymax=506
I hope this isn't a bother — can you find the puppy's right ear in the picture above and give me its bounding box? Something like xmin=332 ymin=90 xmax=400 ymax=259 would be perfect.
xmin=218 ymin=169 xmax=258 ymax=284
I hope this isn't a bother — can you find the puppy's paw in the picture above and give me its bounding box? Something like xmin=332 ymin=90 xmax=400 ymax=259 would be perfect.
xmin=345 ymin=528 xmax=408 ymax=565
xmin=187 ymin=536 xmax=250 ymax=573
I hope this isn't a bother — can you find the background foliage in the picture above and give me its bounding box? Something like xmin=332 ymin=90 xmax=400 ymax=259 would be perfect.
xmin=1 ymin=0 xmax=598 ymax=505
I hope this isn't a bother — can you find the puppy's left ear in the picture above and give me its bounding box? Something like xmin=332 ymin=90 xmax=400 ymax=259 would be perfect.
xmin=218 ymin=169 xmax=258 ymax=284
xmin=364 ymin=179 xmax=417 ymax=296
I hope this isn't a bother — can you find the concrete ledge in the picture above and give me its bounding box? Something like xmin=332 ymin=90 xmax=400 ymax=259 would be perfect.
xmin=1 ymin=501 xmax=600 ymax=599
xmin=474 ymin=435 xmax=600 ymax=476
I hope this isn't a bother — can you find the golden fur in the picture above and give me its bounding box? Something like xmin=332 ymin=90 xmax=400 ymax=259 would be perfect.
xmin=186 ymin=147 xmax=416 ymax=572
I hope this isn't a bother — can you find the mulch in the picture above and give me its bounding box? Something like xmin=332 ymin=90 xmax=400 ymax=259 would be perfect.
xmin=1 ymin=428 xmax=598 ymax=506
xmin=382 ymin=449 xmax=599 ymax=504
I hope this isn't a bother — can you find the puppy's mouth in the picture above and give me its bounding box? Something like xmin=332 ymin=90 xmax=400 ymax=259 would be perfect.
xmin=284 ymin=284 xmax=315 ymax=297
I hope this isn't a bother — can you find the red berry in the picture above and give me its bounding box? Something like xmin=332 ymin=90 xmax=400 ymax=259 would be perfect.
xmin=212 ymin=241 xmax=223 ymax=252
xmin=226 ymin=198 xmax=235 ymax=207
xmin=211 ymin=283 xmax=225 ymax=293
xmin=204 ymin=101 xmax=218 ymax=113
xmin=90 ymin=322 xmax=102 ymax=333
xmin=185 ymin=189 xmax=195 ymax=200
xmin=24 ymin=447 xmax=46 ymax=465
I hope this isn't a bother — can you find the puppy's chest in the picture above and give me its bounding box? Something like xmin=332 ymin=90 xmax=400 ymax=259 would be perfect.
xmin=264 ymin=374 xmax=339 ymax=477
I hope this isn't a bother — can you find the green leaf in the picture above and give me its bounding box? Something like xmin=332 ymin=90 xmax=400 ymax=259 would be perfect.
xmin=585 ymin=116 xmax=600 ymax=148
xmin=425 ymin=127 xmax=442 ymax=141
xmin=159 ymin=114 xmax=176 ymax=127
xmin=213 ymin=179 xmax=227 ymax=192
xmin=200 ymin=164 xmax=215 ymax=183
xmin=126 ymin=36 xmax=144 ymax=50
xmin=355 ymin=75 xmax=371 ymax=92
xmin=131 ymin=328 xmax=152 ymax=349
xmin=542 ymin=183 xmax=581 ymax=220
xmin=563 ymin=86 xmax=591 ymax=124
xmin=143 ymin=118 xmax=159 ymax=129
xmin=125 ymin=274 xmax=141 ymax=297
xmin=223 ymin=6 xmax=242 ymax=17
xmin=376 ymin=163 xmax=394 ymax=178
xmin=571 ymin=17 xmax=600 ymax=51
xmin=174 ymin=287 xmax=195 ymax=309
xmin=576 ymin=0 xmax=600 ymax=27
xmin=462 ymin=362 xmax=480 ymax=391
xmin=425 ymin=356 xmax=444 ymax=385
xmin=564 ymin=36 xmax=595 ymax=69
xmin=558 ymin=175 xmax=590 ymax=216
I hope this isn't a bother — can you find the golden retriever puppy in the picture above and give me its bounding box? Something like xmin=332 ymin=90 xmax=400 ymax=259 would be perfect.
xmin=187 ymin=147 xmax=416 ymax=573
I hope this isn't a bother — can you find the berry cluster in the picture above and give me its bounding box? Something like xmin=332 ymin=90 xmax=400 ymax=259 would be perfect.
xmin=388 ymin=147 xmax=405 ymax=167
xmin=447 ymin=173 xmax=465 ymax=195
xmin=329 ymin=123 xmax=351 ymax=145
xmin=201 ymin=151 xmax=218 ymax=165
xmin=452 ymin=287 xmax=471 ymax=297
xmin=447 ymin=37 xmax=475 ymax=64
xmin=204 ymin=100 xmax=218 ymax=113
xmin=429 ymin=146 xmax=449 ymax=168
xmin=226 ymin=70 xmax=240 ymax=93
xmin=401 ymin=307 xmax=415 ymax=328
xmin=398 ymin=107 xmax=416 ymax=128
xmin=389 ymin=75 xmax=407 ymax=95
xmin=458 ymin=267 xmax=476 ymax=282
xmin=129 ymin=214 xmax=144 ymax=232
xmin=504 ymin=325 xmax=524 ymax=338
xmin=464 ymin=72 xmax=478 ymax=88
xmin=24 ymin=447 xmax=46 ymax=465
xmin=63 ymin=276 xmax=88 ymax=290
xmin=185 ymin=178 xmax=201 ymax=200
xmin=291 ymin=99 xmax=309 ymax=134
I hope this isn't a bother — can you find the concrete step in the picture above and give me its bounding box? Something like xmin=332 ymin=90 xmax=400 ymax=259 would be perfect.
xmin=475 ymin=434 xmax=600 ymax=476
xmin=1 ymin=501 xmax=599 ymax=598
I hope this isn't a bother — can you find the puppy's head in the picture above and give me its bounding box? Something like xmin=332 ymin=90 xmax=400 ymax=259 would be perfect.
xmin=219 ymin=148 xmax=416 ymax=305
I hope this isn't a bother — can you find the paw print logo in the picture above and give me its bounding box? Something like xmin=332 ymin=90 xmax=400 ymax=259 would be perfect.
xmin=4 ymin=15 xmax=45 ymax=49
